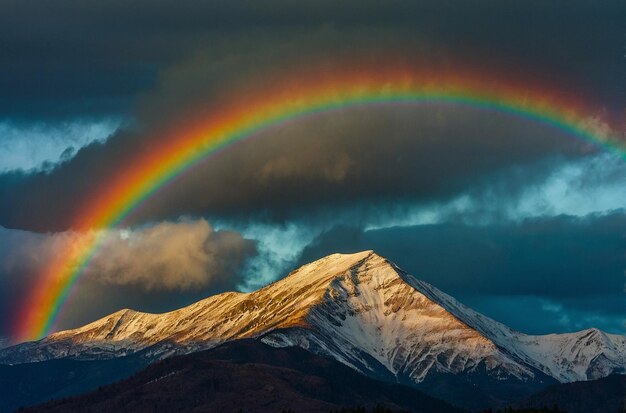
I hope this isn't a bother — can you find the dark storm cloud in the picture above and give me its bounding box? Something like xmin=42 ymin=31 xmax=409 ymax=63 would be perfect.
xmin=295 ymin=212 xmax=626 ymax=333
xmin=0 ymin=0 xmax=623 ymax=230
xmin=299 ymin=213 xmax=626 ymax=297
xmin=461 ymin=295 xmax=626 ymax=335
xmin=0 ymin=220 xmax=256 ymax=335
xmin=0 ymin=0 xmax=623 ymax=120
xmin=0 ymin=104 xmax=601 ymax=232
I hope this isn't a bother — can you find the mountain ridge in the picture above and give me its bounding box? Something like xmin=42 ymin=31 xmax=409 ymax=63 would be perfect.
xmin=20 ymin=339 xmax=467 ymax=413
xmin=2 ymin=251 xmax=624 ymax=409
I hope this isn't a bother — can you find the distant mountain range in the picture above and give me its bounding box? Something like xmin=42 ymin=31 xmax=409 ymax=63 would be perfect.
xmin=2 ymin=251 xmax=625 ymax=411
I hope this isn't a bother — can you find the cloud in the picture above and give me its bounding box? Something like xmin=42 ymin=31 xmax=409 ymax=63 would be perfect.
xmin=363 ymin=152 xmax=626 ymax=229
xmin=88 ymin=219 xmax=255 ymax=291
xmin=461 ymin=295 xmax=626 ymax=335
xmin=0 ymin=2 xmax=623 ymax=231
xmin=299 ymin=213 xmax=626 ymax=297
xmin=0 ymin=219 xmax=256 ymax=334
xmin=0 ymin=0 xmax=623 ymax=120
xmin=0 ymin=104 xmax=602 ymax=232
xmin=0 ymin=118 xmax=120 ymax=172
xmin=207 ymin=151 xmax=626 ymax=290
xmin=220 ymin=221 xmax=323 ymax=291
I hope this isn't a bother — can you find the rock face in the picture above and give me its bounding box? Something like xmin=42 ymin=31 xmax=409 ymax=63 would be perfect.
xmin=2 ymin=251 xmax=625 ymax=408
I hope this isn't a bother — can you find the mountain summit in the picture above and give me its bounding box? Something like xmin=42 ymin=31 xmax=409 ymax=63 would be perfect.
xmin=2 ymin=251 xmax=625 ymax=408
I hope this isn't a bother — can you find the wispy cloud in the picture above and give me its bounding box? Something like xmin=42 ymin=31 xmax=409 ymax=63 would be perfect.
xmin=0 ymin=118 xmax=120 ymax=172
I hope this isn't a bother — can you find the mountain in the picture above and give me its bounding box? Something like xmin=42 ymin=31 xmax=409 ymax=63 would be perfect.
xmin=515 ymin=373 xmax=626 ymax=413
xmin=2 ymin=251 xmax=625 ymax=409
xmin=0 ymin=352 xmax=150 ymax=413
xmin=21 ymin=339 xmax=466 ymax=413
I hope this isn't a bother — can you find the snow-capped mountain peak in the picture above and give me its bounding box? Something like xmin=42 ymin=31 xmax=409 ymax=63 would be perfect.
xmin=1 ymin=250 xmax=624 ymax=394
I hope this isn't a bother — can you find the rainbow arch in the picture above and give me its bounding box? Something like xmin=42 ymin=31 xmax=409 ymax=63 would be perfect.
xmin=13 ymin=67 xmax=625 ymax=342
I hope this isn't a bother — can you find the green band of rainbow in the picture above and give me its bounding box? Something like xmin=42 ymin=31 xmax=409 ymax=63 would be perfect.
xmin=14 ymin=70 xmax=624 ymax=342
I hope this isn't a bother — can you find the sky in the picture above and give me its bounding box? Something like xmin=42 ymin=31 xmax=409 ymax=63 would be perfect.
xmin=0 ymin=0 xmax=624 ymax=339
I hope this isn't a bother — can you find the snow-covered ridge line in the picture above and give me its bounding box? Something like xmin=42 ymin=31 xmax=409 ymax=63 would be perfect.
xmin=1 ymin=250 xmax=624 ymax=386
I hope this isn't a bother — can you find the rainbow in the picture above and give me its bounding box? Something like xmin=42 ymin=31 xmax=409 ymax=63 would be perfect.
xmin=13 ymin=66 xmax=625 ymax=342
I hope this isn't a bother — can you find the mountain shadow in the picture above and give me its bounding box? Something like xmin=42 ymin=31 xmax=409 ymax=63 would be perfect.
xmin=21 ymin=339 xmax=466 ymax=413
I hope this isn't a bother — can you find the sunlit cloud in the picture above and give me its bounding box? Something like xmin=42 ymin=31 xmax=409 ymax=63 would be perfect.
xmin=0 ymin=219 xmax=257 ymax=331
